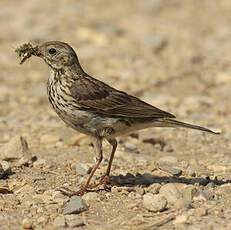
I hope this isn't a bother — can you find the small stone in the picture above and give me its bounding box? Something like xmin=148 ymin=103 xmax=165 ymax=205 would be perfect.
xmin=159 ymin=165 xmax=182 ymax=176
xmin=22 ymin=218 xmax=33 ymax=229
xmin=159 ymin=183 xmax=181 ymax=203
xmin=52 ymin=191 xmax=69 ymax=203
xmin=83 ymin=192 xmax=99 ymax=202
xmin=0 ymin=161 xmax=10 ymax=173
xmin=37 ymin=216 xmax=48 ymax=224
xmin=206 ymin=182 xmax=215 ymax=189
xmin=143 ymin=193 xmax=167 ymax=212
xmin=174 ymin=198 xmax=192 ymax=210
xmin=174 ymin=215 xmax=188 ymax=224
xmin=146 ymin=183 xmax=161 ymax=194
xmin=159 ymin=156 xmax=178 ymax=165
xmin=136 ymin=187 xmax=145 ymax=196
xmin=53 ymin=216 xmax=66 ymax=228
xmin=197 ymin=190 xmax=215 ymax=201
xmin=183 ymin=185 xmax=197 ymax=201
xmin=0 ymin=136 xmax=24 ymax=160
xmin=63 ymin=196 xmax=88 ymax=215
xmin=40 ymin=135 xmax=61 ymax=144
xmin=196 ymin=207 xmax=208 ymax=216
xmin=65 ymin=215 xmax=84 ymax=228
xmin=75 ymin=162 xmax=92 ymax=176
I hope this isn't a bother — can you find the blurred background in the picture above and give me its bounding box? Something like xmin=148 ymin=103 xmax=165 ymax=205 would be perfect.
xmin=0 ymin=0 xmax=230 ymax=135
xmin=0 ymin=0 xmax=231 ymax=229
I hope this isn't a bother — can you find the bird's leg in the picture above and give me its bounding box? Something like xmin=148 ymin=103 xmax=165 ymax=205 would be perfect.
xmin=59 ymin=137 xmax=103 ymax=197
xmin=88 ymin=138 xmax=119 ymax=190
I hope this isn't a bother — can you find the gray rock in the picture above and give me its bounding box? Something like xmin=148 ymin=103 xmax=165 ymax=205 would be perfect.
xmin=159 ymin=183 xmax=181 ymax=203
xmin=159 ymin=165 xmax=182 ymax=177
xmin=143 ymin=193 xmax=167 ymax=212
xmin=63 ymin=196 xmax=88 ymax=215
xmin=53 ymin=216 xmax=66 ymax=228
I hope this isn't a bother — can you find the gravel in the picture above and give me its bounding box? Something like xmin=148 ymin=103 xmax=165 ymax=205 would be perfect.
xmin=0 ymin=0 xmax=230 ymax=229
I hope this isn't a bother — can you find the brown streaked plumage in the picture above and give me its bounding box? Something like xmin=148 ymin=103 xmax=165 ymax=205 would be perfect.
xmin=17 ymin=41 xmax=220 ymax=196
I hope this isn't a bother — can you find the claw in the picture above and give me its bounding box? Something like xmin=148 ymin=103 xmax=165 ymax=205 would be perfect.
xmin=58 ymin=176 xmax=119 ymax=197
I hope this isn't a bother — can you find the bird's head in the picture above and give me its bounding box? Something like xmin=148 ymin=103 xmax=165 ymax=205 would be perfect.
xmin=36 ymin=41 xmax=79 ymax=71
xmin=16 ymin=41 xmax=81 ymax=72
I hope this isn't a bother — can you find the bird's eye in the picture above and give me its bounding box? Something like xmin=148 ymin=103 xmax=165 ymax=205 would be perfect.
xmin=48 ymin=48 xmax=56 ymax=55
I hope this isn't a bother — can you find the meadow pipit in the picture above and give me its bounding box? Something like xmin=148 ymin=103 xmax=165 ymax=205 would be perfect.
xmin=16 ymin=41 xmax=219 ymax=196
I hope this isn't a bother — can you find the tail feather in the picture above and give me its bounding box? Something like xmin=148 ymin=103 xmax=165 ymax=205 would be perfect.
xmin=162 ymin=118 xmax=220 ymax=134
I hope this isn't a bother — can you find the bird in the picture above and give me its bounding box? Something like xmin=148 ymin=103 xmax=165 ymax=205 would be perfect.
xmin=17 ymin=41 xmax=219 ymax=196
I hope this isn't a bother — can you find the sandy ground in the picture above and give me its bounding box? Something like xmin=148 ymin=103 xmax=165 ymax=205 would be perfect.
xmin=0 ymin=0 xmax=231 ymax=229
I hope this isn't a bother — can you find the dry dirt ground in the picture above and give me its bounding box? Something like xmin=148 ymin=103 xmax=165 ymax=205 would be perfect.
xmin=0 ymin=0 xmax=231 ymax=229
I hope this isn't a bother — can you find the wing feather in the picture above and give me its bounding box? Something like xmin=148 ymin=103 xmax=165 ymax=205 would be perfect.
xmin=70 ymin=76 xmax=175 ymax=119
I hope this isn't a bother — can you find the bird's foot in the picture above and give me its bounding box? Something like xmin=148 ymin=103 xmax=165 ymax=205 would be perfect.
xmin=58 ymin=186 xmax=87 ymax=197
xmin=58 ymin=176 xmax=119 ymax=197
xmin=88 ymin=175 xmax=119 ymax=190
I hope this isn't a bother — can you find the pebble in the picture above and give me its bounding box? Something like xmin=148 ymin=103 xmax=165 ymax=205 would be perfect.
xmin=159 ymin=165 xmax=182 ymax=176
xmin=159 ymin=156 xmax=178 ymax=165
xmin=159 ymin=183 xmax=182 ymax=203
xmin=75 ymin=162 xmax=92 ymax=176
xmin=183 ymin=185 xmax=197 ymax=201
xmin=65 ymin=215 xmax=85 ymax=228
xmin=53 ymin=216 xmax=66 ymax=228
xmin=40 ymin=135 xmax=61 ymax=144
xmin=52 ymin=191 xmax=70 ymax=203
xmin=0 ymin=135 xmax=24 ymax=160
xmin=83 ymin=192 xmax=99 ymax=202
xmin=0 ymin=161 xmax=10 ymax=173
xmin=196 ymin=207 xmax=208 ymax=216
xmin=206 ymin=182 xmax=215 ymax=189
xmin=136 ymin=187 xmax=145 ymax=196
xmin=22 ymin=218 xmax=33 ymax=229
xmin=63 ymin=196 xmax=88 ymax=215
xmin=197 ymin=190 xmax=214 ymax=201
xmin=174 ymin=198 xmax=192 ymax=209
xmin=174 ymin=215 xmax=188 ymax=224
xmin=146 ymin=183 xmax=161 ymax=194
xmin=143 ymin=193 xmax=167 ymax=212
